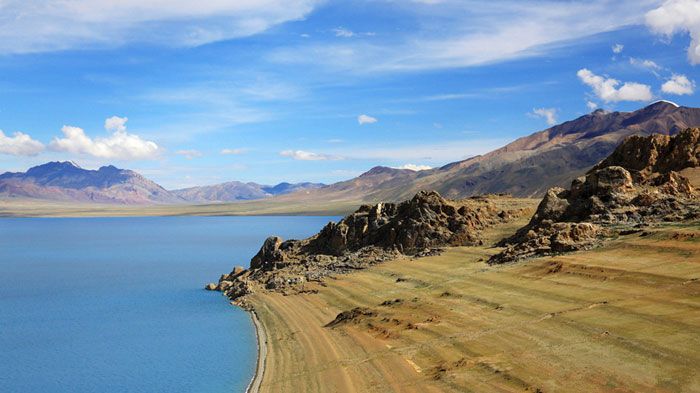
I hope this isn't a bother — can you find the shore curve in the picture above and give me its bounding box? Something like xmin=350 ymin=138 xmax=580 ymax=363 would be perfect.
xmin=245 ymin=310 xmax=267 ymax=393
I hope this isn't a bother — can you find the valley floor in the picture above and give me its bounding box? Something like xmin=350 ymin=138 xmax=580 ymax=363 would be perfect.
xmin=0 ymin=198 xmax=362 ymax=217
xmin=250 ymin=218 xmax=700 ymax=392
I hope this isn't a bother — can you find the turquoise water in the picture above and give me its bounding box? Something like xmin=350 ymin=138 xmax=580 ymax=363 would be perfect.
xmin=0 ymin=216 xmax=335 ymax=393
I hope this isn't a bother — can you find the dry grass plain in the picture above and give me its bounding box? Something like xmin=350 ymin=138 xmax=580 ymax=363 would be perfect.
xmin=251 ymin=218 xmax=700 ymax=393
xmin=0 ymin=198 xmax=362 ymax=217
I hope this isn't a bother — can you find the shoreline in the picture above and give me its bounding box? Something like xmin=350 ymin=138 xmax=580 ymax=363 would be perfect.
xmin=245 ymin=310 xmax=267 ymax=393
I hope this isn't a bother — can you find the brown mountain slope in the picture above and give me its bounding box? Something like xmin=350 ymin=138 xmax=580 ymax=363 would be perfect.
xmin=277 ymin=101 xmax=700 ymax=204
xmin=0 ymin=161 xmax=179 ymax=204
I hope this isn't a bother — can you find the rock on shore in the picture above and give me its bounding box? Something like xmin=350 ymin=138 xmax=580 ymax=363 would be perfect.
xmin=214 ymin=191 xmax=522 ymax=301
xmin=490 ymin=128 xmax=700 ymax=264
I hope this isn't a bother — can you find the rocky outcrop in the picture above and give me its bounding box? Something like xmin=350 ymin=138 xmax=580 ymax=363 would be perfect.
xmin=214 ymin=191 xmax=521 ymax=301
xmin=490 ymin=128 xmax=700 ymax=264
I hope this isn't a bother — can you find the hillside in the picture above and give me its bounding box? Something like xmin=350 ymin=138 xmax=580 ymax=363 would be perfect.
xmin=0 ymin=161 xmax=178 ymax=204
xmin=170 ymin=181 xmax=324 ymax=203
xmin=274 ymin=101 xmax=700 ymax=204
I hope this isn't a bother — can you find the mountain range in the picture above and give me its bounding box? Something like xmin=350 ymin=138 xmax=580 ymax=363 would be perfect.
xmin=1 ymin=101 xmax=699 ymax=205
xmin=0 ymin=162 xmax=324 ymax=204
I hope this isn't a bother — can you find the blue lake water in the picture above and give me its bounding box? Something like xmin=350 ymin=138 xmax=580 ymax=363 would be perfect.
xmin=0 ymin=216 xmax=336 ymax=393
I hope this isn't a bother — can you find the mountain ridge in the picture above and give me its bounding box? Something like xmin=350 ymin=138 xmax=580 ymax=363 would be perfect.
xmin=0 ymin=162 xmax=325 ymax=204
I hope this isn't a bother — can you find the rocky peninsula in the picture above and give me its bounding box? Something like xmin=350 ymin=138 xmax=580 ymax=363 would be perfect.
xmin=207 ymin=191 xmax=527 ymax=305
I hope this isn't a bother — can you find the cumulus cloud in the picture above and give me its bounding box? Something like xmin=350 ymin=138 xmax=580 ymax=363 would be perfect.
xmin=0 ymin=130 xmax=45 ymax=156
xmin=358 ymin=114 xmax=377 ymax=125
xmin=528 ymin=108 xmax=558 ymax=125
xmin=279 ymin=150 xmax=344 ymax=161
xmin=105 ymin=116 xmax=128 ymax=132
xmin=394 ymin=164 xmax=432 ymax=171
xmin=646 ymin=0 xmax=700 ymax=65
xmin=662 ymin=74 xmax=696 ymax=95
xmin=48 ymin=117 xmax=159 ymax=160
xmin=0 ymin=0 xmax=320 ymax=54
xmin=220 ymin=148 xmax=248 ymax=155
xmin=587 ymin=101 xmax=599 ymax=110
xmin=577 ymin=68 xmax=653 ymax=102
xmin=612 ymin=43 xmax=624 ymax=53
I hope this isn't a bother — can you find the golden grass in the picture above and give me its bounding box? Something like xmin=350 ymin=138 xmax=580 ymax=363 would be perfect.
xmin=250 ymin=220 xmax=700 ymax=393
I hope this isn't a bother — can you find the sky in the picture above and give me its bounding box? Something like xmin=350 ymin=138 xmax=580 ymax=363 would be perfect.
xmin=0 ymin=0 xmax=698 ymax=189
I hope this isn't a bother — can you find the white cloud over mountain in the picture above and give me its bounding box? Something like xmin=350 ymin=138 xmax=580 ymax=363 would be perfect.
xmin=395 ymin=164 xmax=432 ymax=171
xmin=577 ymin=68 xmax=654 ymax=102
xmin=661 ymin=74 xmax=696 ymax=95
xmin=529 ymin=108 xmax=558 ymax=125
xmin=0 ymin=130 xmax=45 ymax=156
xmin=646 ymin=0 xmax=700 ymax=65
xmin=49 ymin=117 xmax=160 ymax=160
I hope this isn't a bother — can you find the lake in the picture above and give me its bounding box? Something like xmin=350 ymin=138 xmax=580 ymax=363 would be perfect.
xmin=0 ymin=216 xmax=336 ymax=393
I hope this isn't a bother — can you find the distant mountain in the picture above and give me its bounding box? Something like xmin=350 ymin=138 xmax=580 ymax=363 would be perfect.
xmin=170 ymin=181 xmax=324 ymax=203
xmin=272 ymin=101 xmax=700 ymax=203
xmin=0 ymin=161 xmax=325 ymax=204
xmin=0 ymin=161 xmax=179 ymax=204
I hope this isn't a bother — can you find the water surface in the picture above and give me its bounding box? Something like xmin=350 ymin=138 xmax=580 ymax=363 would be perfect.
xmin=0 ymin=216 xmax=335 ymax=393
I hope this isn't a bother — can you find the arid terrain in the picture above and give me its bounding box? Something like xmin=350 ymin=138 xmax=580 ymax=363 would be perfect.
xmin=249 ymin=216 xmax=700 ymax=393
xmin=214 ymin=129 xmax=700 ymax=393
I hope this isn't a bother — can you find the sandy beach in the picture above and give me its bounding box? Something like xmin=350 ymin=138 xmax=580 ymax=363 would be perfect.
xmin=245 ymin=311 xmax=267 ymax=393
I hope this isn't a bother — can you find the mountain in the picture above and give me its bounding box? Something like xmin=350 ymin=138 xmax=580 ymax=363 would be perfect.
xmin=0 ymin=161 xmax=325 ymax=204
xmin=170 ymin=181 xmax=325 ymax=203
xmin=274 ymin=101 xmax=700 ymax=204
xmin=0 ymin=161 xmax=179 ymax=204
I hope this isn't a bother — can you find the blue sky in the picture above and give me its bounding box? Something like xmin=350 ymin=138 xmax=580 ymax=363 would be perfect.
xmin=0 ymin=0 xmax=698 ymax=189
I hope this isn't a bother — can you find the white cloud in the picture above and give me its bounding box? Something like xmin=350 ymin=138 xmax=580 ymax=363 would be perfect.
xmin=0 ymin=130 xmax=45 ymax=156
xmin=325 ymin=139 xmax=345 ymax=143
xmin=174 ymin=149 xmax=203 ymax=159
xmin=358 ymin=114 xmax=377 ymax=125
xmin=48 ymin=117 xmax=159 ymax=160
xmin=661 ymin=73 xmax=696 ymax=95
xmin=105 ymin=116 xmax=128 ymax=132
xmin=220 ymin=148 xmax=248 ymax=155
xmin=394 ymin=164 xmax=432 ymax=171
xmin=333 ymin=27 xmax=356 ymax=38
xmin=279 ymin=150 xmax=344 ymax=161
xmin=586 ymin=101 xmax=598 ymax=110
xmin=529 ymin=107 xmax=558 ymax=125
xmin=612 ymin=43 xmax=624 ymax=53
xmin=271 ymin=1 xmax=660 ymax=72
xmin=629 ymin=57 xmax=662 ymax=70
xmin=646 ymin=0 xmax=700 ymax=65
xmin=0 ymin=0 xmax=321 ymax=54
xmin=577 ymin=68 xmax=654 ymax=102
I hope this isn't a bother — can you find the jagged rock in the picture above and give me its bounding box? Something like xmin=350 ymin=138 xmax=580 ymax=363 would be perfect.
xmin=232 ymin=266 xmax=245 ymax=276
xmin=593 ymin=127 xmax=700 ymax=182
xmin=214 ymin=191 xmax=521 ymax=301
xmin=491 ymin=128 xmax=700 ymax=264
xmin=250 ymin=236 xmax=283 ymax=270
xmin=204 ymin=283 xmax=217 ymax=291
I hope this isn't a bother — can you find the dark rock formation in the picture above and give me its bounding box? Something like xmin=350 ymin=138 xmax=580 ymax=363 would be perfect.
xmin=215 ymin=191 xmax=521 ymax=301
xmin=490 ymin=128 xmax=700 ymax=264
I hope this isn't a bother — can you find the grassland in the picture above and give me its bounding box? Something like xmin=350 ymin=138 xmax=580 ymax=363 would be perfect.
xmin=250 ymin=218 xmax=700 ymax=392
